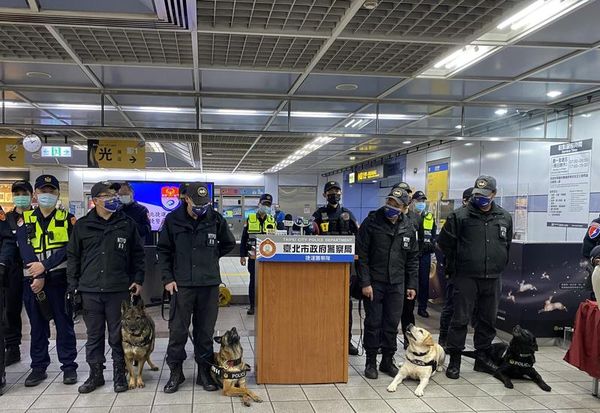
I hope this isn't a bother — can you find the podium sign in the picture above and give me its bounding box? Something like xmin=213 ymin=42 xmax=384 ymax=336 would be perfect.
xmin=255 ymin=235 xmax=354 ymax=263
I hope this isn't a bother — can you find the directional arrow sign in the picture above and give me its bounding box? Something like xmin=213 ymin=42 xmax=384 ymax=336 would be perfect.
xmin=87 ymin=139 xmax=145 ymax=169
xmin=0 ymin=138 xmax=25 ymax=167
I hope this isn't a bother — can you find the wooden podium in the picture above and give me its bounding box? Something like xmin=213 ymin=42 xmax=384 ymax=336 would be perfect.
xmin=254 ymin=235 xmax=354 ymax=384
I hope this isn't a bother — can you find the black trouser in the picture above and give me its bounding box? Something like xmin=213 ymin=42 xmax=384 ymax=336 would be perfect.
xmin=363 ymin=281 xmax=404 ymax=355
xmin=400 ymin=293 xmax=415 ymax=337
xmin=82 ymin=291 xmax=129 ymax=365
xmin=438 ymin=282 xmax=455 ymax=343
xmin=447 ymin=277 xmax=501 ymax=356
xmin=5 ymin=265 xmax=22 ymax=348
xmin=0 ymin=285 xmax=6 ymax=377
xmin=166 ymin=286 xmax=219 ymax=365
xmin=248 ymin=258 xmax=256 ymax=309
xmin=417 ymin=253 xmax=431 ymax=312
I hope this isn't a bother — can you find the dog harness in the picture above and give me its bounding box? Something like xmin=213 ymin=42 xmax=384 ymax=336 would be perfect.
xmin=407 ymin=351 xmax=438 ymax=373
xmin=210 ymin=357 xmax=250 ymax=380
xmin=506 ymin=353 xmax=535 ymax=369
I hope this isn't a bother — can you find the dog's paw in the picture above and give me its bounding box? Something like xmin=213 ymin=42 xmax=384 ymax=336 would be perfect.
xmin=128 ymin=381 xmax=136 ymax=390
xmin=386 ymin=384 xmax=398 ymax=393
xmin=136 ymin=380 xmax=145 ymax=389
xmin=414 ymin=388 xmax=425 ymax=397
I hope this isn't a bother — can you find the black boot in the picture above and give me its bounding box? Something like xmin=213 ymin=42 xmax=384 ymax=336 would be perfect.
xmin=5 ymin=346 xmax=20 ymax=367
xmin=379 ymin=353 xmax=399 ymax=377
xmin=196 ymin=362 xmax=217 ymax=392
xmin=349 ymin=342 xmax=359 ymax=356
xmin=0 ymin=373 xmax=5 ymax=395
xmin=446 ymin=353 xmax=461 ymax=379
xmin=78 ymin=364 xmax=105 ymax=394
xmin=164 ymin=363 xmax=185 ymax=394
xmin=474 ymin=352 xmax=499 ymax=374
xmin=24 ymin=369 xmax=47 ymax=387
xmin=364 ymin=353 xmax=378 ymax=380
xmin=113 ymin=362 xmax=128 ymax=393
xmin=246 ymin=307 xmax=255 ymax=315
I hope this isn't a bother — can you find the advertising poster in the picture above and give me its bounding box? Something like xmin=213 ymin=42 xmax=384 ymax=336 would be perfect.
xmin=426 ymin=161 xmax=449 ymax=202
xmin=547 ymin=139 xmax=592 ymax=228
xmin=513 ymin=196 xmax=529 ymax=240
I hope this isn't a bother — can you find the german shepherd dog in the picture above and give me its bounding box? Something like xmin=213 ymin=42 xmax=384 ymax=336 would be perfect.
xmin=121 ymin=298 xmax=160 ymax=389
xmin=211 ymin=327 xmax=262 ymax=406
xmin=463 ymin=325 xmax=551 ymax=392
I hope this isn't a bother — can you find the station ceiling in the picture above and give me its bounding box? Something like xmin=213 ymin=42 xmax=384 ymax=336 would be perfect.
xmin=0 ymin=0 xmax=598 ymax=173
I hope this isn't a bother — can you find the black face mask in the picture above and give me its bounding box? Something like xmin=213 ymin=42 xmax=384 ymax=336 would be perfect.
xmin=327 ymin=193 xmax=341 ymax=205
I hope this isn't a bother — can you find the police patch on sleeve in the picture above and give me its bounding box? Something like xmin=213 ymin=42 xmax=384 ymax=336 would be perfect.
xmin=588 ymin=222 xmax=600 ymax=239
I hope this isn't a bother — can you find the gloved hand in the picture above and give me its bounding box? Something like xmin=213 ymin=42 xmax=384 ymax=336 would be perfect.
xmin=65 ymin=289 xmax=83 ymax=317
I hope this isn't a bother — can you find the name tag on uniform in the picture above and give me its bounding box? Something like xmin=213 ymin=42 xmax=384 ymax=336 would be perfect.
xmin=116 ymin=237 xmax=127 ymax=251
xmin=207 ymin=233 xmax=216 ymax=246
xmin=402 ymin=237 xmax=410 ymax=249
xmin=500 ymin=226 xmax=507 ymax=239
xmin=320 ymin=222 xmax=329 ymax=233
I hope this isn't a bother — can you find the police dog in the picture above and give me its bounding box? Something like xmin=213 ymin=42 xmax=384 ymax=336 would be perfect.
xmin=121 ymin=298 xmax=159 ymax=389
xmin=387 ymin=324 xmax=446 ymax=397
xmin=212 ymin=327 xmax=262 ymax=406
xmin=463 ymin=325 xmax=551 ymax=392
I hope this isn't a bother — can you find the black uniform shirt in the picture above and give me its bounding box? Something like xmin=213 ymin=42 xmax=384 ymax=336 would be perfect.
xmin=582 ymin=217 xmax=600 ymax=258
xmin=312 ymin=204 xmax=358 ymax=235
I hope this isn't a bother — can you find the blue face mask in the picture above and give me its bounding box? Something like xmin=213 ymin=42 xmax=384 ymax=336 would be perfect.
xmin=37 ymin=193 xmax=58 ymax=209
xmin=472 ymin=195 xmax=492 ymax=209
xmin=415 ymin=202 xmax=427 ymax=213
xmin=103 ymin=197 xmax=122 ymax=213
xmin=13 ymin=195 xmax=31 ymax=209
xmin=384 ymin=205 xmax=403 ymax=219
xmin=192 ymin=204 xmax=211 ymax=218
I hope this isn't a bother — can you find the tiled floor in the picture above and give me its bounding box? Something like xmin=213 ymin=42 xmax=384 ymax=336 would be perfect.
xmin=9 ymin=305 xmax=600 ymax=412
xmin=220 ymin=257 xmax=250 ymax=297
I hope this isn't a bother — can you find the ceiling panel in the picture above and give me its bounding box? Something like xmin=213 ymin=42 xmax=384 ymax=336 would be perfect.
xmin=460 ymin=46 xmax=572 ymax=78
xmin=473 ymin=81 xmax=594 ymax=103
xmin=41 ymin=0 xmax=156 ymax=14
xmin=390 ymin=78 xmax=499 ymax=100
xmin=0 ymin=61 xmax=93 ymax=87
xmin=0 ymin=24 xmax=70 ymax=62
xmin=58 ymin=27 xmax=194 ymax=65
xmin=198 ymin=34 xmax=323 ymax=70
xmin=201 ymin=70 xmax=299 ymax=93
xmin=532 ymin=50 xmax=600 ymax=82
xmin=317 ymin=40 xmax=450 ymax=75
xmin=197 ymin=0 xmax=348 ymax=33
xmin=90 ymin=65 xmax=194 ymax=89
xmin=202 ymin=97 xmax=282 ymax=110
xmin=297 ymin=74 xmax=401 ymax=97
xmin=345 ymin=0 xmax=520 ymax=40
xmin=19 ymin=91 xmax=103 ymax=104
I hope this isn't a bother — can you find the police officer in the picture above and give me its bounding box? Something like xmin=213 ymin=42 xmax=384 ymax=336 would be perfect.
xmin=312 ymin=180 xmax=360 ymax=356
xmin=0 ymin=205 xmax=18 ymax=393
xmin=16 ymin=175 xmax=78 ymax=387
xmin=117 ymin=182 xmax=152 ymax=244
xmin=67 ymin=181 xmax=145 ymax=394
xmin=240 ymin=193 xmax=280 ymax=316
xmin=412 ymin=191 xmax=436 ymax=318
xmin=438 ymin=188 xmax=473 ymax=349
xmin=158 ymin=182 xmax=235 ymax=393
xmin=356 ymin=185 xmax=418 ymax=379
xmin=4 ymin=180 xmax=33 ymax=366
xmin=438 ymin=176 xmax=512 ymax=379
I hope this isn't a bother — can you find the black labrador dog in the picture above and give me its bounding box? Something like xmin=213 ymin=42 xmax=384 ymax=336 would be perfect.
xmin=464 ymin=325 xmax=551 ymax=391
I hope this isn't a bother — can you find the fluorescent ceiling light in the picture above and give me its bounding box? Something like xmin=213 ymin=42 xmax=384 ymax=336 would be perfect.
xmin=402 ymin=140 xmax=412 ymax=144
xmin=455 ymin=125 xmax=463 ymax=129
xmin=73 ymin=144 xmax=87 ymax=150
xmin=495 ymin=108 xmax=508 ymax=116
xmin=490 ymin=137 xmax=500 ymax=141
xmin=146 ymin=142 xmax=164 ymax=153
xmin=581 ymin=113 xmax=592 ymax=118
xmin=497 ymin=0 xmax=588 ymax=32
xmin=361 ymin=113 xmax=423 ymax=121
xmin=456 ymin=137 xmax=464 ymax=140
xmin=266 ymin=136 xmax=335 ymax=173
xmin=422 ymin=45 xmax=497 ymax=77
xmin=546 ymin=90 xmax=562 ymax=98
xmin=465 ymin=143 xmax=474 ymax=146
xmin=349 ymin=156 xmax=356 ymax=160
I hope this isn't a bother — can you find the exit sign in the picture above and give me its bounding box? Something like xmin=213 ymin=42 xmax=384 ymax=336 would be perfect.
xmin=41 ymin=146 xmax=72 ymax=158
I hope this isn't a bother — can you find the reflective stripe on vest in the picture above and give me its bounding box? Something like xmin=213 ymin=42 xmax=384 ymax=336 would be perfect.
xmin=423 ymin=212 xmax=434 ymax=231
xmin=23 ymin=209 xmax=69 ymax=253
xmin=247 ymin=213 xmax=276 ymax=234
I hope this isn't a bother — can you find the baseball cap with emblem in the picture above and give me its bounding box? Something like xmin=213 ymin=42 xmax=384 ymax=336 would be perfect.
xmin=90 ymin=181 xmax=117 ymax=198
xmin=412 ymin=191 xmax=427 ymax=201
xmin=12 ymin=180 xmax=33 ymax=193
xmin=259 ymin=193 xmax=273 ymax=205
xmin=396 ymin=181 xmax=412 ymax=194
xmin=186 ymin=182 xmax=211 ymax=205
xmin=35 ymin=174 xmax=60 ymax=190
xmin=387 ymin=186 xmax=410 ymax=206
xmin=324 ymin=181 xmax=341 ymax=192
xmin=472 ymin=175 xmax=497 ymax=197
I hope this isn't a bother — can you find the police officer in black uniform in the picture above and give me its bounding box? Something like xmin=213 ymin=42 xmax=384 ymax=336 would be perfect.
xmin=438 ymin=176 xmax=513 ymax=380
xmin=158 ymin=183 xmax=236 ymax=394
xmin=67 ymin=181 xmax=146 ymax=394
xmin=356 ymin=185 xmax=418 ymax=380
xmin=0 ymin=206 xmax=18 ymax=393
xmin=312 ymin=180 xmax=360 ymax=356
xmin=116 ymin=182 xmax=152 ymax=244
xmin=4 ymin=180 xmax=33 ymax=366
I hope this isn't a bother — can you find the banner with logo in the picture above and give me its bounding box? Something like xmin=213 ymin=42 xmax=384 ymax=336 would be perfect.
xmin=256 ymin=235 xmax=355 ymax=263
xmin=87 ymin=139 xmax=145 ymax=169
xmin=547 ymin=139 xmax=592 ymax=228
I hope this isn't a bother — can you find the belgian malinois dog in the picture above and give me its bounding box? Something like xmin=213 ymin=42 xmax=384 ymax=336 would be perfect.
xmin=121 ymin=298 xmax=159 ymax=389
xmin=212 ymin=327 xmax=262 ymax=406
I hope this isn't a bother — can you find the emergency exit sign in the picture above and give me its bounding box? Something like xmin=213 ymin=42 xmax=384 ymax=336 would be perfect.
xmin=41 ymin=146 xmax=72 ymax=158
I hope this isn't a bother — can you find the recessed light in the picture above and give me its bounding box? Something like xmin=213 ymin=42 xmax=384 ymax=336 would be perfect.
xmin=26 ymin=71 xmax=51 ymax=79
xmin=456 ymin=137 xmax=464 ymax=140
xmin=349 ymin=156 xmax=356 ymax=160
xmin=372 ymin=180 xmax=377 ymax=183
xmin=362 ymin=0 xmax=378 ymax=10
xmin=402 ymin=140 xmax=412 ymax=144
xmin=495 ymin=108 xmax=508 ymax=116
xmin=455 ymin=125 xmax=463 ymax=129
xmin=465 ymin=143 xmax=474 ymax=146
xmin=581 ymin=113 xmax=592 ymax=118
xmin=490 ymin=137 xmax=500 ymax=141
xmin=336 ymin=83 xmax=359 ymax=91
xmin=534 ymin=126 xmax=542 ymax=130
xmin=546 ymin=90 xmax=562 ymax=98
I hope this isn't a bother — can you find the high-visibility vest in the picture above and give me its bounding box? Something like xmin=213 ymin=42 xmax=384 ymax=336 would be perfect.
xmin=23 ymin=209 xmax=69 ymax=253
xmin=422 ymin=212 xmax=434 ymax=242
xmin=247 ymin=213 xmax=276 ymax=234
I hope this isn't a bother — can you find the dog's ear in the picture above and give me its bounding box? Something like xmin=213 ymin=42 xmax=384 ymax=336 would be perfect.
xmin=423 ymin=334 xmax=435 ymax=347
xmin=214 ymin=336 xmax=222 ymax=344
xmin=121 ymin=300 xmax=129 ymax=315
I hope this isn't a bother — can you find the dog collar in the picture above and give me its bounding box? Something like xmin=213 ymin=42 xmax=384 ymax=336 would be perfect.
xmin=410 ymin=351 xmax=428 ymax=357
xmin=406 ymin=357 xmax=437 ymax=372
xmin=508 ymin=359 xmax=533 ymax=368
xmin=210 ymin=362 xmax=250 ymax=380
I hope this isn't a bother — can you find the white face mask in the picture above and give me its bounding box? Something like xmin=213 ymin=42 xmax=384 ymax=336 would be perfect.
xmin=119 ymin=194 xmax=133 ymax=205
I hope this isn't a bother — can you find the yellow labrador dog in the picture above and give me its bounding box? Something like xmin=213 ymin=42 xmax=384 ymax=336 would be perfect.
xmin=387 ymin=324 xmax=445 ymax=397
